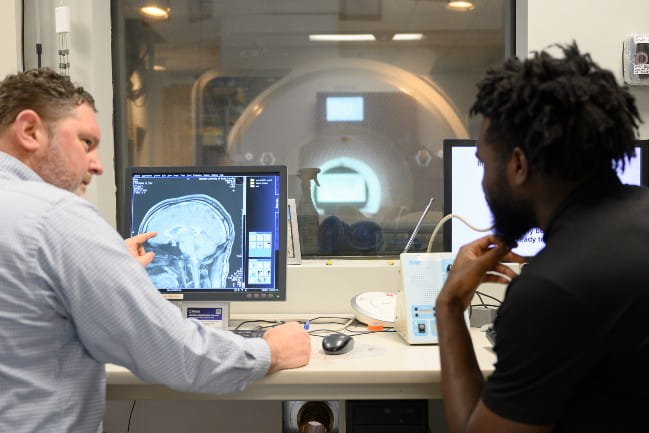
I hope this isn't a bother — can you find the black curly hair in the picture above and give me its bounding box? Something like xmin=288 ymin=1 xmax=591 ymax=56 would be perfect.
xmin=470 ymin=42 xmax=642 ymax=179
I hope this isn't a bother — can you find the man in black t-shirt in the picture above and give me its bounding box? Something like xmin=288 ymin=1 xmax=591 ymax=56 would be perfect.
xmin=436 ymin=43 xmax=649 ymax=433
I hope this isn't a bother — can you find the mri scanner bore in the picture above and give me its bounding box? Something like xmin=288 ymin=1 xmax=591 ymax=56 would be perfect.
xmin=138 ymin=194 xmax=235 ymax=289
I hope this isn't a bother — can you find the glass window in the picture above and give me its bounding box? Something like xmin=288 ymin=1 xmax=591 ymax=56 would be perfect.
xmin=112 ymin=0 xmax=513 ymax=257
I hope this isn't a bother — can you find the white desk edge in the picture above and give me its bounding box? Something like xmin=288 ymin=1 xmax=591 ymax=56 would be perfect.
xmin=106 ymin=325 xmax=495 ymax=401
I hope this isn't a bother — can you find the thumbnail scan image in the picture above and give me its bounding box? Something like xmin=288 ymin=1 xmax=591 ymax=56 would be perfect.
xmin=138 ymin=194 xmax=235 ymax=289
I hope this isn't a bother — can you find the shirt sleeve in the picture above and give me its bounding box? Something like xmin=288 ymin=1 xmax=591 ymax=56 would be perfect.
xmin=482 ymin=273 xmax=599 ymax=425
xmin=35 ymin=195 xmax=271 ymax=394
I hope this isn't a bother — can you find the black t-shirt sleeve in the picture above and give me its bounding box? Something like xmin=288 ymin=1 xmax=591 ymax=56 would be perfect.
xmin=482 ymin=273 xmax=599 ymax=425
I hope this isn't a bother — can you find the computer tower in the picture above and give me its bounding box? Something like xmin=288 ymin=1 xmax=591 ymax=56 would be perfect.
xmin=345 ymin=400 xmax=428 ymax=433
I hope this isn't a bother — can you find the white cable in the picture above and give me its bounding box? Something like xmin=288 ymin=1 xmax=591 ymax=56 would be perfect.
xmin=335 ymin=317 xmax=355 ymax=332
xmin=55 ymin=4 xmax=70 ymax=74
xmin=426 ymin=213 xmax=493 ymax=252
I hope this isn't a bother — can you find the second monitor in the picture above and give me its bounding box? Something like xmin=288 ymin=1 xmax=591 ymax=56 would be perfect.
xmin=443 ymin=139 xmax=648 ymax=257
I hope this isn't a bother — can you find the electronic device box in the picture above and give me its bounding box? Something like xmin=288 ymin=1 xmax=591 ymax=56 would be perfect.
xmin=623 ymin=34 xmax=649 ymax=85
xmin=395 ymin=252 xmax=468 ymax=344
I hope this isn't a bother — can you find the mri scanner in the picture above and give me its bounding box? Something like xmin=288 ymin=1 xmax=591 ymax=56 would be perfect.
xmin=193 ymin=59 xmax=469 ymax=255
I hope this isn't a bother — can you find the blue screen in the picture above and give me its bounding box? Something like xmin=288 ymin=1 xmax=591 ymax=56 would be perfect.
xmin=125 ymin=166 xmax=286 ymax=300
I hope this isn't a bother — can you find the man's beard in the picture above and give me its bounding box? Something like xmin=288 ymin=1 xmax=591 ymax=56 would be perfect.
xmin=34 ymin=136 xmax=81 ymax=192
xmin=485 ymin=175 xmax=536 ymax=245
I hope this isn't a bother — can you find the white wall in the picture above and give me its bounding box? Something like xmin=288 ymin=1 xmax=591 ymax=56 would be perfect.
xmin=0 ymin=0 xmax=21 ymax=77
xmin=22 ymin=0 xmax=116 ymax=226
xmin=519 ymin=0 xmax=649 ymax=138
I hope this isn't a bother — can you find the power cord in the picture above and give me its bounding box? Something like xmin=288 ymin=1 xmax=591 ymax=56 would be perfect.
xmin=427 ymin=213 xmax=493 ymax=252
xmin=474 ymin=291 xmax=502 ymax=308
xmin=232 ymin=319 xmax=284 ymax=332
xmin=127 ymin=400 xmax=136 ymax=433
xmin=233 ymin=316 xmax=394 ymax=338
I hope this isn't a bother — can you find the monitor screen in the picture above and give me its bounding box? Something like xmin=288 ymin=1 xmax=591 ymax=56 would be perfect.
xmin=122 ymin=165 xmax=287 ymax=301
xmin=325 ymin=96 xmax=364 ymax=122
xmin=443 ymin=139 xmax=648 ymax=257
xmin=315 ymin=172 xmax=368 ymax=205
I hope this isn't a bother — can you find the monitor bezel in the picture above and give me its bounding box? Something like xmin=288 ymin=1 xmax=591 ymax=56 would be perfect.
xmin=443 ymin=138 xmax=649 ymax=253
xmin=122 ymin=164 xmax=288 ymax=302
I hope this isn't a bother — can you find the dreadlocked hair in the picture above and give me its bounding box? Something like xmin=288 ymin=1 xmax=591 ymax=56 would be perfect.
xmin=470 ymin=42 xmax=641 ymax=180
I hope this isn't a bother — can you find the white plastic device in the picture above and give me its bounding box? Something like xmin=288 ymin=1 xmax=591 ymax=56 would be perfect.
xmin=351 ymin=291 xmax=396 ymax=327
xmin=395 ymin=252 xmax=468 ymax=344
xmin=55 ymin=6 xmax=71 ymax=34
xmin=623 ymin=34 xmax=649 ymax=85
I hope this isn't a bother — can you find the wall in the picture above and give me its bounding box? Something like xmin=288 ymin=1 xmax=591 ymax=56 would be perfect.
xmin=520 ymin=0 xmax=649 ymax=138
xmin=23 ymin=0 xmax=116 ymax=226
xmin=0 ymin=0 xmax=20 ymax=77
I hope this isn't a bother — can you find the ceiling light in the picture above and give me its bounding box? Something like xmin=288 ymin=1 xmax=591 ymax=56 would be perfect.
xmin=309 ymin=34 xmax=376 ymax=42
xmin=392 ymin=33 xmax=424 ymax=41
xmin=140 ymin=5 xmax=170 ymax=19
xmin=446 ymin=1 xmax=475 ymax=12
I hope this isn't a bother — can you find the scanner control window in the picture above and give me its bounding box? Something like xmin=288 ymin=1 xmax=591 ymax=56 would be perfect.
xmin=113 ymin=0 xmax=513 ymax=257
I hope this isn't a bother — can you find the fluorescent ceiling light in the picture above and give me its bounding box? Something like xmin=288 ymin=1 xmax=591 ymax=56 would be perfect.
xmin=141 ymin=6 xmax=170 ymax=19
xmin=309 ymin=34 xmax=376 ymax=42
xmin=446 ymin=1 xmax=475 ymax=11
xmin=392 ymin=33 xmax=424 ymax=41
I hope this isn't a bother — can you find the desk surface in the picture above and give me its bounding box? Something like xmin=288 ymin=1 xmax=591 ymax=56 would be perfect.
xmin=106 ymin=326 xmax=495 ymax=401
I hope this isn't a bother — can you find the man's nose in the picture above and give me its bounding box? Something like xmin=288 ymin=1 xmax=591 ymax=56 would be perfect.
xmin=89 ymin=152 xmax=104 ymax=175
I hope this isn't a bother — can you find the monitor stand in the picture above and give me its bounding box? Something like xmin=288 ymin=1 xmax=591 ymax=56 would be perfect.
xmin=177 ymin=301 xmax=231 ymax=329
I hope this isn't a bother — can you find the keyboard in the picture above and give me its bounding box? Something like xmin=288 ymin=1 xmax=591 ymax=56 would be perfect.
xmin=232 ymin=328 xmax=267 ymax=338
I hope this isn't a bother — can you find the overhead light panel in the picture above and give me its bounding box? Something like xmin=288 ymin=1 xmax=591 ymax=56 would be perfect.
xmin=446 ymin=1 xmax=475 ymax=11
xmin=309 ymin=34 xmax=376 ymax=42
xmin=141 ymin=3 xmax=170 ymax=19
xmin=392 ymin=33 xmax=424 ymax=41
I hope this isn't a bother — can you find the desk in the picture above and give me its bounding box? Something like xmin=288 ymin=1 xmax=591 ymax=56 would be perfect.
xmin=106 ymin=327 xmax=495 ymax=401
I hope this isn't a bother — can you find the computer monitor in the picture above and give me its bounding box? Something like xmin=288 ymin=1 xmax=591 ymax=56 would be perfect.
xmin=122 ymin=165 xmax=287 ymax=303
xmin=443 ymin=139 xmax=648 ymax=257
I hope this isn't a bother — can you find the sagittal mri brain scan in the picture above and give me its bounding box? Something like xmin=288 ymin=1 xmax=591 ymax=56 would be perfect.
xmin=138 ymin=194 xmax=235 ymax=289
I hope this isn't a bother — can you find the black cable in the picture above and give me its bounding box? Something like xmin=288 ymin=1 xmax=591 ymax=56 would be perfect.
xmin=344 ymin=329 xmax=397 ymax=336
xmin=476 ymin=292 xmax=487 ymax=308
xmin=308 ymin=328 xmax=344 ymax=337
xmin=126 ymin=400 xmax=136 ymax=433
xmin=307 ymin=316 xmax=353 ymax=322
xmin=475 ymin=291 xmax=502 ymax=305
xmin=232 ymin=320 xmax=283 ymax=331
xmin=470 ymin=303 xmax=501 ymax=309
xmin=36 ymin=43 xmax=42 ymax=69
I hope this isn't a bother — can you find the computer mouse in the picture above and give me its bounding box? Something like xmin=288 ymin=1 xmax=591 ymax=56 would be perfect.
xmin=322 ymin=333 xmax=354 ymax=355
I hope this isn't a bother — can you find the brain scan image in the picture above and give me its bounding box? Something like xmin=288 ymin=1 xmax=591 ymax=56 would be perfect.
xmin=138 ymin=194 xmax=236 ymax=289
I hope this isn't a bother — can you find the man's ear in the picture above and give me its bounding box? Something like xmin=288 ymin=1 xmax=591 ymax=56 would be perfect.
xmin=13 ymin=110 xmax=45 ymax=152
xmin=509 ymin=147 xmax=529 ymax=186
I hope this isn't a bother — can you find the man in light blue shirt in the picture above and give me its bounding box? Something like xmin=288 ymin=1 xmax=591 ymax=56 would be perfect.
xmin=0 ymin=68 xmax=311 ymax=433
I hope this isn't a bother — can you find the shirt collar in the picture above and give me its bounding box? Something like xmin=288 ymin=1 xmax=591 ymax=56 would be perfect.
xmin=0 ymin=151 xmax=45 ymax=183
